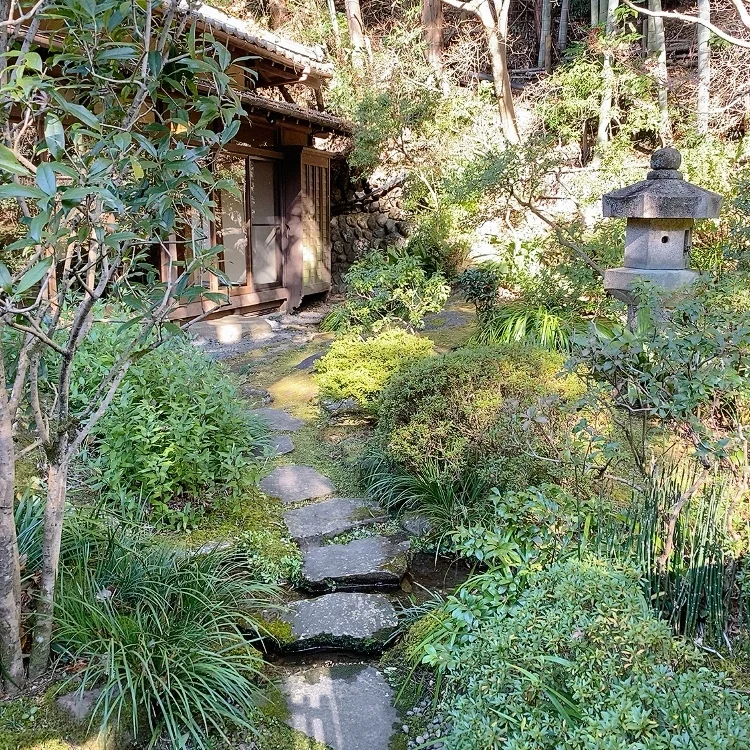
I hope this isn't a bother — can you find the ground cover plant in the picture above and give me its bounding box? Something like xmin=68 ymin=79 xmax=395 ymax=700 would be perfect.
xmin=313 ymin=328 xmax=434 ymax=411
xmin=422 ymin=556 xmax=750 ymax=749
xmin=75 ymin=327 xmax=269 ymax=528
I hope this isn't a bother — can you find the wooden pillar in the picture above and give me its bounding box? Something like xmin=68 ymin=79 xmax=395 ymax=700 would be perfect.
xmin=282 ymin=147 xmax=304 ymax=311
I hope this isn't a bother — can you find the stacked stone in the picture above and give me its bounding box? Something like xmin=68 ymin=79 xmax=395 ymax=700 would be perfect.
xmin=330 ymin=184 xmax=409 ymax=290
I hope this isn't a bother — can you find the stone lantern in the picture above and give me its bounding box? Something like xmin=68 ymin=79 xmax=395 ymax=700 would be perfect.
xmin=602 ymin=147 xmax=722 ymax=303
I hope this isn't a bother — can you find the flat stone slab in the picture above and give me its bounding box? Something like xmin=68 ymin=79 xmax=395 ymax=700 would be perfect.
xmin=271 ymin=434 xmax=295 ymax=456
xmin=251 ymin=407 xmax=305 ymax=432
xmin=260 ymin=465 xmax=335 ymax=504
xmin=284 ymin=497 xmax=387 ymax=544
xmin=191 ymin=315 xmax=274 ymax=345
xmin=282 ymin=664 xmax=397 ymax=750
xmin=283 ymin=593 xmax=398 ymax=652
xmin=301 ymin=536 xmax=410 ymax=592
xmin=296 ymin=351 xmax=325 ymax=370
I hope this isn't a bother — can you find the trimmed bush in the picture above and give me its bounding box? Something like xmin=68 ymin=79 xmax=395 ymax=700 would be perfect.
xmin=313 ymin=329 xmax=434 ymax=410
xmin=375 ymin=344 xmax=578 ymax=490
xmin=425 ymin=556 xmax=750 ymax=749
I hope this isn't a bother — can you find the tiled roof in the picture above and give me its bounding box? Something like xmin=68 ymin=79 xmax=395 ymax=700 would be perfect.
xmin=187 ymin=3 xmax=334 ymax=79
xmin=238 ymin=90 xmax=353 ymax=134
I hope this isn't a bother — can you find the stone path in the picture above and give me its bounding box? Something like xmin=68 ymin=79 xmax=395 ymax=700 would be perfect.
xmin=282 ymin=664 xmax=397 ymax=750
xmin=256 ymin=408 xmax=411 ymax=750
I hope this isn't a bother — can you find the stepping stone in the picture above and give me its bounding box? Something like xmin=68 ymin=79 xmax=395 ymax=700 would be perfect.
xmin=282 ymin=664 xmax=397 ymax=750
xmin=296 ymin=351 xmax=325 ymax=370
xmin=260 ymin=465 xmax=335 ymax=505
xmin=191 ymin=315 xmax=274 ymax=344
xmin=283 ymin=497 xmax=387 ymax=544
xmin=251 ymin=407 xmax=305 ymax=432
xmin=300 ymin=536 xmax=410 ymax=592
xmin=283 ymin=592 xmax=398 ymax=652
xmin=270 ymin=434 xmax=295 ymax=456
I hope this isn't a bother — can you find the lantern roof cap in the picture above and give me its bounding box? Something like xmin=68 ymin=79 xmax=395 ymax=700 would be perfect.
xmin=602 ymin=148 xmax=722 ymax=220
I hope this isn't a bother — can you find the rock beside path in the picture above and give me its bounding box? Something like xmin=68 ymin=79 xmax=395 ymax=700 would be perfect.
xmin=282 ymin=592 xmax=398 ymax=652
xmin=259 ymin=465 xmax=335 ymax=504
xmin=283 ymin=497 xmax=387 ymax=545
xmin=282 ymin=664 xmax=397 ymax=750
xmin=301 ymin=536 xmax=410 ymax=592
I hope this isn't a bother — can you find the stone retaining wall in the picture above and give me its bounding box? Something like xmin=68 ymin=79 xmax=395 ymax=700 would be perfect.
xmin=330 ymin=167 xmax=410 ymax=291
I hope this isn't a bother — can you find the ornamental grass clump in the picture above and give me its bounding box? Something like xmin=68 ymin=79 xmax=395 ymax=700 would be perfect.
xmin=55 ymin=533 xmax=279 ymax=749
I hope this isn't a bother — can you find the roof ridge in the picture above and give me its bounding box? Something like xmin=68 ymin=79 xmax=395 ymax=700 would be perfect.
xmin=186 ymin=2 xmax=334 ymax=76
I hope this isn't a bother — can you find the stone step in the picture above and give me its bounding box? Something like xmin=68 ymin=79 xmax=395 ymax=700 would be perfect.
xmin=283 ymin=497 xmax=387 ymax=546
xmin=259 ymin=465 xmax=335 ymax=505
xmin=282 ymin=663 xmax=397 ymax=750
xmin=191 ymin=315 xmax=275 ymax=345
xmin=251 ymin=407 xmax=305 ymax=432
xmin=282 ymin=592 xmax=398 ymax=653
xmin=300 ymin=536 xmax=410 ymax=592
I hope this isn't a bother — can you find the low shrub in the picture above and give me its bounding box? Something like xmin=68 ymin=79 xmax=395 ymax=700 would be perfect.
xmin=420 ymin=556 xmax=750 ymax=749
xmin=56 ymin=533 xmax=279 ymax=749
xmin=374 ymin=344 xmax=578 ymax=490
xmin=75 ymin=327 xmax=268 ymax=525
xmin=313 ymin=329 xmax=434 ymax=410
xmin=321 ymin=251 xmax=450 ymax=333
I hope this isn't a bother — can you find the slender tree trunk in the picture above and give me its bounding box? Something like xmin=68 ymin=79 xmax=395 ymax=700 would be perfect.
xmin=422 ymin=0 xmax=445 ymax=82
xmin=28 ymin=450 xmax=68 ymax=679
xmin=0 ymin=347 xmax=24 ymax=695
xmin=696 ymin=0 xmax=711 ymax=133
xmin=648 ymin=0 xmax=670 ymax=143
xmin=345 ymin=0 xmax=367 ymax=67
xmin=596 ymin=0 xmax=619 ymax=148
xmin=326 ymin=0 xmax=341 ymax=51
xmin=481 ymin=0 xmax=519 ymax=143
xmin=558 ymin=0 xmax=571 ymax=52
xmin=591 ymin=0 xmax=599 ymax=26
xmin=538 ymin=0 xmax=553 ymax=71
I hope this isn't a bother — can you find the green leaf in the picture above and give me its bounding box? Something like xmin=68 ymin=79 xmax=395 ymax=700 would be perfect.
xmin=23 ymin=52 xmax=43 ymax=71
xmin=0 ymin=144 xmax=31 ymax=176
xmin=45 ymin=114 xmax=65 ymax=158
xmin=16 ymin=257 xmax=53 ymax=295
xmin=0 ymin=261 xmax=12 ymax=292
xmin=0 ymin=183 xmax=47 ymax=201
xmin=36 ymin=163 xmax=56 ymax=195
xmin=64 ymin=102 xmax=100 ymax=129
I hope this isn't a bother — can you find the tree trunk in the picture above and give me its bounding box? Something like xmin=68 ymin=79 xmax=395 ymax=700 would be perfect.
xmin=591 ymin=0 xmax=599 ymax=26
xmin=596 ymin=0 xmax=619 ymax=148
xmin=558 ymin=0 xmax=571 ymax=52
xmin=696 ymin=0 xmax=710 ymax=133
xmin=326 ymin=0 xmax=341 ymax=51
xmin=538 ymin=0 xmax=553 ymax=71
xmin=422 ymin=0 xmax=445 ymax=81
xmin=345 ymin=0 xmax=367 ymax=67
xmin=648 ymin=0 xmax=670 ymax=143
xmin=0 ymin=348 xmax=23 ymax=695
xmin=28 ymin=451 xmax=68 ymax=679
xmin=481 ymin=0 xmax=519 ymax=143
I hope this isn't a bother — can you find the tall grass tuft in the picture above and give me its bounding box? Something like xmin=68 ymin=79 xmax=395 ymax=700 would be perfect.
xmin=600 ymin=464 xmax=731 ymax=641
xmin=55 ymin=533 xmax=279 ymax=748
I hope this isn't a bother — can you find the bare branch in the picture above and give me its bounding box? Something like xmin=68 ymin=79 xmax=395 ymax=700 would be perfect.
xmin=622 ymin=0 xmax=750 ymax=49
